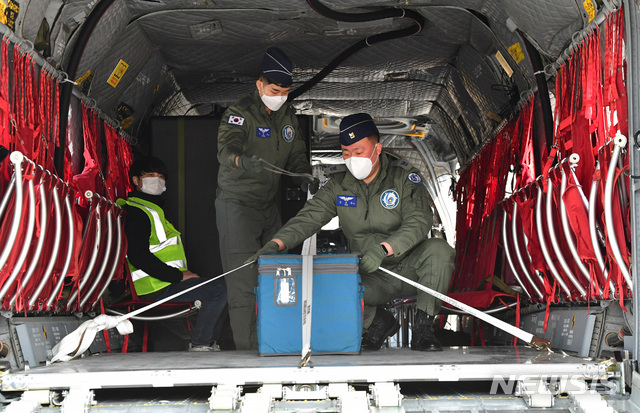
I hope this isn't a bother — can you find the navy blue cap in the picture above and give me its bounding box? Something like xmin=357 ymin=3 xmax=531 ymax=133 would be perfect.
xmin=261 ymin=47 xmax=293 ymax=86
xmin=339 ymin=113 xmax=379 ymax=146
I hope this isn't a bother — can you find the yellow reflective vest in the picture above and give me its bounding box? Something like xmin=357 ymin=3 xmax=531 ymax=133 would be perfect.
xmin=117 ymin=197 xmax=187 ymax=296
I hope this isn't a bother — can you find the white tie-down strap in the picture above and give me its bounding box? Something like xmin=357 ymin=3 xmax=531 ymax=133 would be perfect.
xmin=51 ymin=315 xmax=134 ymax=362
xmin=301 ymin=186 xmax=316 ymax=256
xmin=378 ymin=266 xmax=539 ymax=346
xmin=300 ymin=255 xmax=313 ymax=366
xmin=51 ymin=262 xmax=253 ymax=363
xmin=299 ymin=177 xmax=318 ymax=367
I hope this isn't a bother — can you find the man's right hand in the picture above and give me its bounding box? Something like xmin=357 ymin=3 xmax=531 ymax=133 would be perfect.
xmin=244 ymin=240 xmax=280 ymax=267
xmin=237 ymin=154 xmax=263 ymax=173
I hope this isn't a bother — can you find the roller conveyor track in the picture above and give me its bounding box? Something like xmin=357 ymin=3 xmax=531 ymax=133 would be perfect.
xmin=2 ymin=346 xmax=612 ymax=391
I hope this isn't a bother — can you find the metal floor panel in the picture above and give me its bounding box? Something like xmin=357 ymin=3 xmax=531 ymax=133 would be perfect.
xmin=2 ymin=383 xmax=633 ymax=413
xmin=1 ymin=346 xmax=612 ymax=391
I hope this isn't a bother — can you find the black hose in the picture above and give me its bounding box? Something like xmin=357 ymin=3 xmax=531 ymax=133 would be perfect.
xmin=517 ymin=30 xmax=554 ymax=176
xmin=57 ymin=0 xmax=117 ymax=175
xmin=306 ymin=0 xmax=424 ymax=24
xmin=289 ymin=1 xmax=425 ymax=101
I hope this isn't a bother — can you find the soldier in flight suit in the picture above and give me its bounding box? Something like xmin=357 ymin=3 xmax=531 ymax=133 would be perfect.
xmin=248 ymin=113 xmax=456 ymax=351
xmin=216 ymin=47 xmax=317 ymax=350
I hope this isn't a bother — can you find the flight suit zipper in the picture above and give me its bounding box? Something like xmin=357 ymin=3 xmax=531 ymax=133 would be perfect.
xmin=269 ymin=112 xmax=280 ymax=152
xmin=363 ymin=183 xmax=369 ymax=220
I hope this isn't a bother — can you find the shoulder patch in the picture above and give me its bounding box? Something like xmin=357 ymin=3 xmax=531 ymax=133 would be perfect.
xmin=239 ymin=99 xmax=250 ymax=108
xmin=408 ymin=172 xmax=422 ymax=184
xmin=325 ymin=164 xmax=348 ymax=175
xmin=227 ymin=115 xmax=245 ymax=126
xmin=392 ymin=159 xmax=414 ymax=170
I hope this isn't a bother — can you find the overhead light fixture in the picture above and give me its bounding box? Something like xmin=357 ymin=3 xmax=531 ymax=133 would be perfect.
xmin=315 ymin=116 xmax=424 ymax=137
xmin=384 ymin=72 xmax=410 ymax=81
xmin=190 ymin=20 xmax=223 ymax=40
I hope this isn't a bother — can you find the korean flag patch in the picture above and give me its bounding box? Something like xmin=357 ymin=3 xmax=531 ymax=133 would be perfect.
xmin=408 ymin=173 xmax=422 ymax=184
xmin=227 ymin=115 xmax=245 ymax=126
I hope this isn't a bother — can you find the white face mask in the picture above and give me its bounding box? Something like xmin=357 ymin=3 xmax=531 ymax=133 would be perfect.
xmin=140 ymin=176 xmax=166 ymax=196
xmin=261 ymin=85 xmax=287 ymax=112
xmin=345 ymin=146 xmax=379 ymax=180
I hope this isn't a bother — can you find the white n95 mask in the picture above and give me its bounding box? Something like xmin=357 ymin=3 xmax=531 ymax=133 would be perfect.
xmin=261 ymin=85 xmax=287 ymax=112
xmin=345 ymin=148 xmax=379 ymax=180
xmin=140 ymin=177 xmax=166 ymax=196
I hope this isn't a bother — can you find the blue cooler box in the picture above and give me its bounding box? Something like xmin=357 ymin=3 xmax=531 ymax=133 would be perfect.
xmin=256 ymin=254 xmax=363 ymax=355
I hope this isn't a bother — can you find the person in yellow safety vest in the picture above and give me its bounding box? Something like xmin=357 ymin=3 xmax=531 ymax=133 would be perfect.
xmin=117 ymin=156 xmax=228 ymax=352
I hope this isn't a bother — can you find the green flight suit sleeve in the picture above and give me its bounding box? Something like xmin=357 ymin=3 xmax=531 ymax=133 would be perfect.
xmin=217 ymin=107 xmax=248 ymax=167
xmin=384 ymin=174 xmax=433 ymax=257
xmin=284 ymin=107 xmax=312 ymax=175
xmin=274 ymin=179 xmax=338 ymax=249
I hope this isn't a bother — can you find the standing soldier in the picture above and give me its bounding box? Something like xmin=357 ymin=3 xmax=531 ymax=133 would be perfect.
xmin=216 ymin=47 xmax=317 ymax=350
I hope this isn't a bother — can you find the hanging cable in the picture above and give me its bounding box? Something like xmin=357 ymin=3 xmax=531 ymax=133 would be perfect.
xmin=58 ymin=0 xmax=117 ymax=174
xmin=259 ymin=158 xmax=314 ymax=179
xmin=289 ymin=1 xmax=425 ymax=101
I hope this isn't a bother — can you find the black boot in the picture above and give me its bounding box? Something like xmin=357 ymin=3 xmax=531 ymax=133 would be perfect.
xmin=411 ymin=309 xmax=442 ymax=351
xmin=361 ymin=307 xmax=400 ymax=350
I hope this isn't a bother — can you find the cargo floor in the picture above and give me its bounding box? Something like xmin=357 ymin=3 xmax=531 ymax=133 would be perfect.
xmin=2 ymin=346 xmax=612 ymax=390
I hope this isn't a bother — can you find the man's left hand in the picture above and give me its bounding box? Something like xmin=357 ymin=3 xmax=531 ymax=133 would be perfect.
xmin=359 ymin=245 xmax=387 ymax=273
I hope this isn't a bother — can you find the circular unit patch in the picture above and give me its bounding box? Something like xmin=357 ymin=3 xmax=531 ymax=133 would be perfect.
xmin=380 ymin=189 xmax=399 ymax=209
xmin=282 ymin=125 xmax=295 ymax=142
xmin=408 ymin=172 xmax=422 ymax=183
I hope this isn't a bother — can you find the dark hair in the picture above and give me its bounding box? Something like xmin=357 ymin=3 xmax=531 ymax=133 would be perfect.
xmin=129 ymin=156 xmax=168 ymax=186
xmin=259 ymin=73 xmax=289 ymax=88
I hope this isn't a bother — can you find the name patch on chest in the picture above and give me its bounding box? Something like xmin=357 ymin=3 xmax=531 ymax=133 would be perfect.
xmin=257 ymin=127 xmax=271 ymax=138
xmin=337 ymin=195 xmax=357 ymax=207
